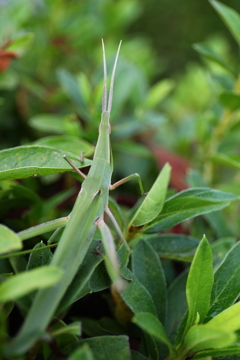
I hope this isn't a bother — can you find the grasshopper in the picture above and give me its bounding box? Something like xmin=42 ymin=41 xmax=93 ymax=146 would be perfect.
xmin=6 ymin=40 xmax=144 ymax=356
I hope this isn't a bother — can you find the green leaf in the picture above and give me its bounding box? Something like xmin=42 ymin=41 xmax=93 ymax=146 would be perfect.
xmin=145 ymin=188 xmax=238 ymax=233
xmin=35 ymin=136 xmax=94 ymax=157
xmin=119 ymin=267 xmax=157 ymax=316
xmin=0 ymin=266 xmax=63 ymax=303
xmin=211 ymin=153 xmax=240 ymax=170
xmin=144 ymin=79 xmax=175 ymax=108
xmin=0 ymin=145 xmax=91 ymax=181
xmin=210 ymin=0 xmax=240 ymax=46
xmin=182 ymin=324 xmax=236 ymax=356
xmin=129 ymin=163 xmax=171 ymax=227
xmin=184 ymin=236 xmax=213 ymax=336
xmin=6 ymin=32 xmax=34 ymax=57
xmin=29 ymin=114 xmax=68 ymax=134
xmin=165 ymin=271 xmax=188 ymax=342
xmin=192 ymin=43 xmax=236 ymax=76
xmin=0 ymin=225 xmax=22 ymax=255
xmin=132 ymin=240 xmax=167 ymax=323
xmin=26 ymin=241 xmax=52 ymax=270
xmin=29 ymin=114 xmax=82 ymax=136
xmin=206 ymin=241 xmax=240 ymax=322
xmin=219 ymin=91 xmax=240 ymax=111
xmin=147 ymin=234 xmax=199 ymax=262
xmin=68 ymin=345 xmax=94 ymax=360
xmin=132 ymin=312 xmax=175 ymax=356
xmin=48 ymin=336 xmax=131 ymax=360
xmin=207 ymin=301 xmax=240 ymax=332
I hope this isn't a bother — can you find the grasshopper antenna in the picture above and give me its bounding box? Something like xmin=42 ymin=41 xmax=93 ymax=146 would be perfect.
xmin=102 ymin=39 xmax=107 ymax=112
xmin=107 ymin=40 xmax=122 ymax=113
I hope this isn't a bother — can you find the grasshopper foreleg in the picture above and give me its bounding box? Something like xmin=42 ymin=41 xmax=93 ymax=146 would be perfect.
xmin=63 ymin=155 xmax=87 ymax=180
xmin=109 ymin=173 xmax=145 ymax=195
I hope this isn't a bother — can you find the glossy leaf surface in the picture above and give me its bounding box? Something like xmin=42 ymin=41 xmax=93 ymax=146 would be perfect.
xmin=206 ymin=241 xmax=240 ymax=321
xmin=119 ymin=267 xmax=157 ymax=316
xmin=145 ymin=188 xmax=237 ymax=233
xmin=132 ymin=240 xmax=166 ymax=323
xmin=0 ymin=145 xmax=91 ymax=180
xmin=185 ymin=236 xmax=213 ymax=335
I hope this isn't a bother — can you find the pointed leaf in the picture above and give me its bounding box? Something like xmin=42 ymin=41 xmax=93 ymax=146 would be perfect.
xmin=0 ymin=145 xmax=91 ymax=180
xmin=132 ymin=240 xmax=167 ymax=323
xmin=133 ymin=312 xmax=175 ymax=356
xmin=0 ymin=225 xmax=22 ymax=255
xmin=145 ymin=188 xmax=237 ymax=233
xmin=184 ymin=236 xmax=213 ymax=336
xmin=0 ymin=266 xmax=63 ymax=303
xmin=129 ymin=163 xmax=171 ymax=227
xmin=210 ymin=0 xmax=240 ymax=46
xmin=206 ymin=241 xmax=240 ymax=321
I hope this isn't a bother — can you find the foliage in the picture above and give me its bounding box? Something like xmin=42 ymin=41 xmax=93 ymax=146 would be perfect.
xmin=1 ymin=1 xmax=240 ymax=360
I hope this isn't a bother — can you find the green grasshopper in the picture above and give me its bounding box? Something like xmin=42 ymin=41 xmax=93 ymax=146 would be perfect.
xmin=6 ymin=40 xmax=144 ymax=356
